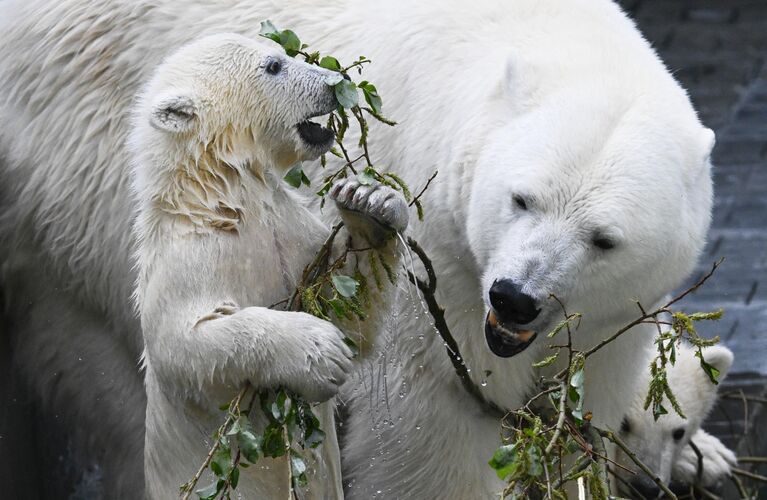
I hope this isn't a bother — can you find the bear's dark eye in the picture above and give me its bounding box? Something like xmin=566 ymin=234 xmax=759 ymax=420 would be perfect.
xmin=593 ymin=236 xmax=615 ymax=250
xmin=513 ymin=195 xmax=528 ymax=211
xmin=266 ymin=60 xmax=282 ymax=75
xmin=672 ymin=428 xmax=685 ymax=441
xmin=620 ymin=417 xmax=631 ymax=434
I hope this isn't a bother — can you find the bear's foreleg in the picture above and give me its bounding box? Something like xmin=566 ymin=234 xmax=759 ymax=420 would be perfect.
xmin=326 ymin=178 xmax=409 ymax=356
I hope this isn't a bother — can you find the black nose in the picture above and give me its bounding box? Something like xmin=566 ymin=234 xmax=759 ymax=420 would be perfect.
xmin=489 ymin=280 xmax=540 ymax=325
xmin=630 ymin=475 xmax=661 ymax=499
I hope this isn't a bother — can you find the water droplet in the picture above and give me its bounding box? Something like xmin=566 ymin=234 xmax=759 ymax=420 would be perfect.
xmin=480 ymin=380 xmax=488 ymax=387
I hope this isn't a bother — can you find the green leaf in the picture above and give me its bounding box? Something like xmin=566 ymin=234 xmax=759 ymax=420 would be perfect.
xmin=259 ymin=20 xmax=279 ymax=37
xmin=696 ymin=350 xmax=721 ymax=385
xmin=342 ymin=336 xmax=360 ymax=357
xmin=653 ymin=401 xmax=668 ymax=419
xmin=279 ymin=30 xmax=301 ymax=57
xmin=238 ymin=430 xmax=262 ymax=463
xmin=359 ymin=81 xmax=383 ymax=114
xmin=291 ymin=456 xmax=307 ymax=477
xmin=196 ymin=481 xmax=221 ymax=500
xmin=284 ymin=163 xmax=309 ymax=188
xmin=526 ymin=445 xmax=543 ymax=477
xmin=258 ymin=20 xmax=281 ymax=44
xmin=332 ymin=274 xmax=359 ymax=298
xmin=262 ymin=425 xmax=286 ymax=458
xmin=357 ymin=167 xmax=377 ymax=186
xmin=319 ymin=56 xmax=342 ymax=71
xmin=304 ymin=426 xmax=326 ymax=448
xmin=570 ymin=368 xmax=585 ymax=421
xmin=316 ymin=181 xmax=333 ymax=197
xmin=547 ymin=317 xmax=574 ymax=338
xmin=570 ymin=369 xmax=584 ymax=392
xmin=210 ymin=443 xmax=232 ymax=478
xmin=229 ymin=466 xmax=240 ymax=489
xmin=689 ymin=309 xmax=724 ymax=321
xmin=290 ymin=455 xmax=309 ymax=486
xmin=334 ymin=80 xmax=358 ymax=109
xmin=532 ymin=353 xmax=558 ymax=368
xmin=488 ymin=444 xmax=519 ymax=480
xmin=226 ymin=416 xmax=248 ymax=437
xmin=326 ymin=298 xmax=348 ymax=319
xmin=324 ymin=73 xmax=344 ymax=86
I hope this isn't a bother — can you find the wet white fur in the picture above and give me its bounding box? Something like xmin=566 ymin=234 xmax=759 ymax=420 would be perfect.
xmin=0 ymin=0 xmax=714 ymax=497
xmin=130 ymin=34 xmax=355 ymax=499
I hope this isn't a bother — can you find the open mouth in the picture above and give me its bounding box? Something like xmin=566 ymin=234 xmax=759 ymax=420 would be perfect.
xmin=484 ymin=309 xmax=538 ymax=358
xmin=296 ymin=119 xmax=334 ymax=148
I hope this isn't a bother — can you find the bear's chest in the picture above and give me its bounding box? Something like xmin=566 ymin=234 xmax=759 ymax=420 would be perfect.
xmin=227 ymin=177 xmax=328 ymax=305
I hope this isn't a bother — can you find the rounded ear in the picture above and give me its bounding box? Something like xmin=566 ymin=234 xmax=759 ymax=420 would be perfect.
xmin=700 ymin=344 xmax=734 ymax=381
xmin=150 ymin=94 xmax=197 ymax=133
xmin=501 ymin=54 xmax=539 ymax=106
xmin=700 ymin=127 xmax=716 ymax=163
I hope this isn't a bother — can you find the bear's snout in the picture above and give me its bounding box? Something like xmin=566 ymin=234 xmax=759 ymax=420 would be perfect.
xmin=488 ymin=279 xmax=540 ymax=325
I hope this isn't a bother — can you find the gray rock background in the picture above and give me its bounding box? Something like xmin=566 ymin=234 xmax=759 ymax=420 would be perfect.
xmin=618 ymin=1 xmax=767 ymax=496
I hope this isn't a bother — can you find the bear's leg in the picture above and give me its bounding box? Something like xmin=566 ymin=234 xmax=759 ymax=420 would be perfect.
xmin=326 ymin=178 xmax=409 ymax=356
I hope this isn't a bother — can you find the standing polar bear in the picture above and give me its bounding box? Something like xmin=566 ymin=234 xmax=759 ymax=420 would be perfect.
xmin=130 ymin=33 xmax=408 ymax=498
xmin=0 ymin=0 xmax=716 ymax=497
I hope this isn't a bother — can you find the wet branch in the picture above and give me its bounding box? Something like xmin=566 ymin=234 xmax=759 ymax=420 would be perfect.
xmin=405 ymin=237 xmax=503 ymax=417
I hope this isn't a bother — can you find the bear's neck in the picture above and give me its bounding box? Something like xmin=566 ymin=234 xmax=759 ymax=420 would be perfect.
xmin=144 ymin=137 xmax=273 ymax=233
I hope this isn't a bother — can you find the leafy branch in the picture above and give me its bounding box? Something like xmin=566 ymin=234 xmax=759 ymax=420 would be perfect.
xmin=484 ymin=260 xmax=729 ymax=498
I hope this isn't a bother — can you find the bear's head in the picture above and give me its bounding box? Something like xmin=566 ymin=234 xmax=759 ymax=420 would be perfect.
xmin=615 ymin=344 xmax=733 ymax=496
xmin=129 ymin=33 xmax=340 ymax=230
xmin=466 ymin=76 xmax=715 ymax=356
xmin=133 ymin=33 xmax=338 ymax=176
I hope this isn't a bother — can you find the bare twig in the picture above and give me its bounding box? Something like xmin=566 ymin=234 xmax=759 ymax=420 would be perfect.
xmin=556 ymin=259 xmax=723 ymax=380
xmin=689 ymin=439 xmax=705 ymax=485
xmin=586 ymin=426 xmax=610 ymax=492
xmin=544 ymin=380 xmax=568 ymax=455
xmin=607 ymin=466 xmax=645 ymax=498
xmin=722 ymin=394 xmax=767 ymax=404
xmin=597 ymin=428 xmax=678 ymax=500
xmin=180 ymin=384 xmax=251 ymax=500
xmin=408 ymin=170 xmax=438 ymax=207
xmin=553 ymin=453 xmax=591 ymax=489
xmin=729 ymin=472 xmax=750 ymax=499
xmin=284 ymin=425 xmax=297 ymax=500
xmin=732 ymin=467 xmax=767 ymax=483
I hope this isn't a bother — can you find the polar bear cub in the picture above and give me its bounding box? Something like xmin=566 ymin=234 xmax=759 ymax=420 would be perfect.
xmin=617 ymin=343 xmax=736 ymax=497
xmin=129 ymin=33 xmax=408 ymax=499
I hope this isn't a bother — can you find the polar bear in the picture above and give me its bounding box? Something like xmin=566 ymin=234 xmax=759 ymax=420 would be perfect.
xmin=0 ymin=0 xmax=716 ymax=497
xmin=616 ymin=344 xmax=736 ymax=497
xmin=130 ymin=33 xmax=408 ymax=498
